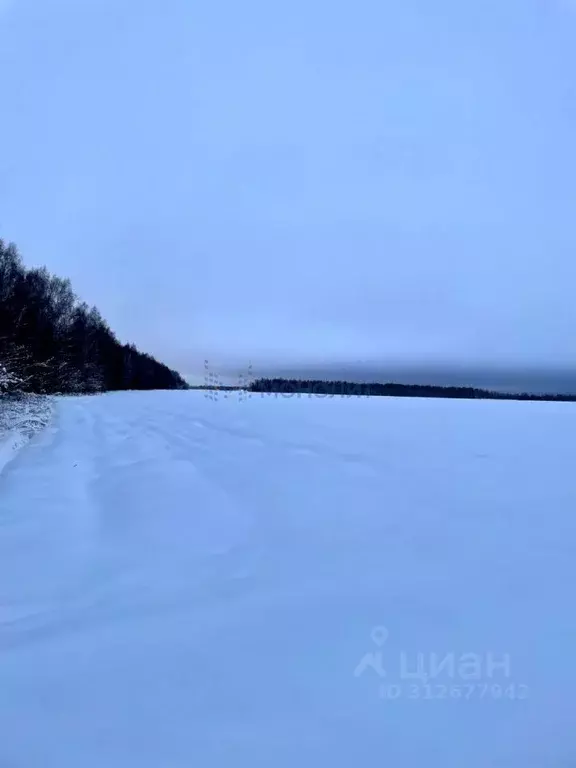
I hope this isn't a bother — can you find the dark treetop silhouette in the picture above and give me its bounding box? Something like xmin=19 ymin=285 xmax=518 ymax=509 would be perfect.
xmin=0 ymin=239 xmax=187 ymax=394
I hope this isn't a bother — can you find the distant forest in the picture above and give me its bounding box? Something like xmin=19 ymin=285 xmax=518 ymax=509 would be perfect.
xmin=248 ymin=378 xmax=576 ymax=402
xmin=0 ymin=239 xmax=187 ymax=394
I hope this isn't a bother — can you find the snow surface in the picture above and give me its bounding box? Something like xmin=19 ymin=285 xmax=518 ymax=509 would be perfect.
xmin=0 ymin=395 xmax=53 ymax=475
xmin=1 ymin=390 xmax=576 ymax=766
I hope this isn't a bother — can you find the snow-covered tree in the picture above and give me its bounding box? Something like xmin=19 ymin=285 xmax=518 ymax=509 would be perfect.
xmin=1 ymin=237 xmax=188 ymax=394
xmin=0 ymin=363 xmax=22 ymax=393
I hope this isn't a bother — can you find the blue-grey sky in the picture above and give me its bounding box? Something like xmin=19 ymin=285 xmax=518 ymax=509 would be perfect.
xmin=1 ymin=0 xmax=576 ymax=382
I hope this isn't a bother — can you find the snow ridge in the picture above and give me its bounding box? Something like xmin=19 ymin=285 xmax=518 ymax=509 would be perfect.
xmin=0 ymin=394 xmax=53 ymax=475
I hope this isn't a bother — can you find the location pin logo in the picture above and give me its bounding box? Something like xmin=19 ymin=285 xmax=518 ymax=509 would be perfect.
xmin=371 ymin=626 xmax=389 ymax=647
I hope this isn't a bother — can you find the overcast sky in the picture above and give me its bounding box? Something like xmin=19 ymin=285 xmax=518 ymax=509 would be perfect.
xmin=1 ymin=0 xmax=576 ymax=382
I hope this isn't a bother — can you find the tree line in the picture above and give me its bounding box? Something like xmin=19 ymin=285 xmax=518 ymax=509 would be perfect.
xmin=248 ymin=378 xmax=576 ymax=402
xmin=1 ymin=239 xmax=187 ymax=394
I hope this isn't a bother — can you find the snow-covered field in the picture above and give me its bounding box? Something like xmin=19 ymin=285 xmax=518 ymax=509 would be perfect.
xmin=1 ymin=390 xmax=576 ymax=766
